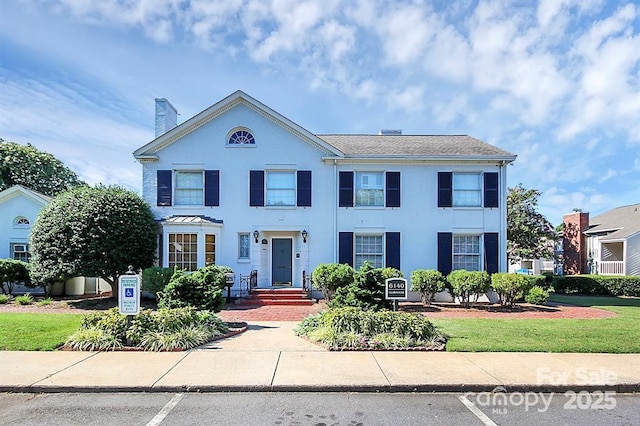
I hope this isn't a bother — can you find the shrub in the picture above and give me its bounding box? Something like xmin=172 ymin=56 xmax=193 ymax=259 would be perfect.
xmin=329 ymin=263 xmax=402 ymax=311
xmin=81 ymin=308 xmax=128 ymax=342
xmin=312 ymin=263 xmax=355 ymax=300
xmin=296 ymin=307 xmax=446 ymax=350
xmin=142 ymin=266 xmax=176 ymax=297
xmin=66 ymin=328 xmax=124 ymax=351
xmin=553 ymin=275 xmax=640 ymax=297
xmin=37 ymin=297 xmax=53 ymax=306
xmin=447 ymin=270 xmax=491 ymax=308
xmin=158 ymin=265 xmax=232 ymax=312
xmin=0 ymin=294 xmax=9 ymax=304
xmin=0 ymin=259 xmax=30 ymax=295
xmin=525 ymin=285 xmax=549 ymax=305
xmin=410 ymin=269 xmax=446 ymax=306
xmin=491 ymin=273 xmax=530 ymax=306
xmin=14 ymin=293 xmax=34 ymax=305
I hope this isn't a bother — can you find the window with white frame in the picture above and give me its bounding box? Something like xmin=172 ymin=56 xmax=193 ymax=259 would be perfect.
xmin=453 ymin=173 xmax=481 ymax=207
xmin=175 ymin=171 xmax=204 ymax=205
xmin=11 ymin=243 xmax=30 ymax=262
xmin=452 ymin=235 xmax=481 ymax=271
xmin=205 ymin=234 xmax=216 ymax=266
xmin=238 ymin=233 xmax=250 ymax=259
xmin=228 ymin=129 xmax=255 ymax=145
xmin=168 ymin=233 xmax=198 ymax=271
xmin=266 ymin=171 xmax=296 ymax=206
xmin=355 ymin=172 xmax=384 ymax=206
xmin=13 ymin=217 xmax=30 ymax=227
xmin=355 ymin=235 xmax=384 ymax=269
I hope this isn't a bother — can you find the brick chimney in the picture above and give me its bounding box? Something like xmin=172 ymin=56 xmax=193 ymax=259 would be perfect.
xmin=155 ymin=98 xmax=178 ymax=137
xmin=563 ymin=211 xmax=590 ymax=275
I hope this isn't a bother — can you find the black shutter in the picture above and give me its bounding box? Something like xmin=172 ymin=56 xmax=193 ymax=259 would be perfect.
xmin=339 ymin=171 xmax=354 ymax=207
xmin=484 ymin=233 xmax=499 ymax=274
xmin=437 ymin=232 xmax=453 ymax=276
xmin=249 ymin=170 xmax=264 ymax=207
xmin=385 ymin=232 xmax=401 ymax=269
xmin=297 ymin=171 xmax=312 ymax=207
xmin=204 ymin=170 xmax=220 ymax=206
xmin=484 ymin=172 xmax=499 ymax=208
xmin=386 ymin=172 xmax=401 ymax=207
xmin=438 ymin=172 xmax=452 ymax=207
xmin=338 ymin=232 xmax=354 ymax=266
xmin=157 ymin=170 xmax=172 ymax=206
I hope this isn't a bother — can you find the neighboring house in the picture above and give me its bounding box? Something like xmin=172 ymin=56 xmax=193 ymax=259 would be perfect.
xmin=133 ymin=90 xmax=517 ymax=296
xmin=0 ymin=185 xmax=51 ymax=262
xmin=508 ymin=237 xmax=562 ymax=276
xmin=563 ymin=205 xmax=640 ymax=276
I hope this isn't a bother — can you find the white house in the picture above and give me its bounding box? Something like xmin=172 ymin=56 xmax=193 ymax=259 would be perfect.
xmin=133 ymin=91 xmax=517 ymax=296
xmin=0 ymin=185 xmax=51 ymax=262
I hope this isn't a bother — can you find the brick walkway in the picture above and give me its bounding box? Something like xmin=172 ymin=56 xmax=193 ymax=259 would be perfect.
xmin=218 ymin=301 xmax=616 ymax=322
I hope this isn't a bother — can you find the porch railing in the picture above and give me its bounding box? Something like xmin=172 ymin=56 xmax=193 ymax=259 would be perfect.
xmin=302 ymin=270 xmax=313 ymax=299
xmin=599 ymin=261 xmax=624 ymax=275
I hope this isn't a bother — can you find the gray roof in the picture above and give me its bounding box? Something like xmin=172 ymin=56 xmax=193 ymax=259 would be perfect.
xmin=161 ymin=215 xmax=223 ymax=225
xmin=316 ymin=134 xmax=516 ymax=159
xmin=585 ymin=203 xmax=640 ymax=241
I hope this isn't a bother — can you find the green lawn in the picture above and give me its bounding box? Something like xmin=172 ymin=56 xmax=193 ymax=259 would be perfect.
xmin=430 ymin=294 xmax=640 ymax=353
xmin=0 ymin=313 xmax=83 ymax=351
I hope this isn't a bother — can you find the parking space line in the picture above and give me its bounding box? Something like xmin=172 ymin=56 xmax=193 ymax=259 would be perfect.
xmin=458 ymin=395 xmax=497 ymax=426
xmin=146 ymin=393 xmax=184 ymax=426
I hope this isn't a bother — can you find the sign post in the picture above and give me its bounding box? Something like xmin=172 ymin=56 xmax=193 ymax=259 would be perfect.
xmin=119 ymin=266 xmax=140 ymax=346
xmin=385 ymin=278 xmax=408 ymax=311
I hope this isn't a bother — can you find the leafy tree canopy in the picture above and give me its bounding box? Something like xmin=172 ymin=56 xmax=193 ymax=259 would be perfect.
xmin=0 ymin=139 xmax=84 ymax=196
xmin=29 ymin=185 xmax=157 ymax=297
xmin=507 ymin=184 xmax=556 ymax=262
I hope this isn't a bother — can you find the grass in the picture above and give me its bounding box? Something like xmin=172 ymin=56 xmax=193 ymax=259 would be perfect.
xmin=0 ymin=313 xmax=83 ymax=351
xmin=430 ymin=294 xmax=640 ymax=353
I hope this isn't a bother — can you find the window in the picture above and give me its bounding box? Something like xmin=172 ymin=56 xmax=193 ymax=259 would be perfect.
xmin=11 ymin=243 xmax=30 ymax=262
xmin=13 ymin=217 xmax=30 ymax=227
xmin=228 ymin=129 xmax=255 ymax=145
xmin=355 ymin=172 xmax=384 ymax=206
xmin=266 ymin=171 xmax=296 ymax=206
xmin=175 ymin=171 xmax=204 ymax=205
xmin=453 ymin=235 xmax=481 ymax=271
xmin=205 ymin=234 xmax=215 ymax=266
xmin=453 ymin=173 xmax=481 ymax=207
xmin=168 ymin=233 xmax=198 ymax=271
xmin=355 ymin=235 xmax=383 ymax=269
xmin=238 ymin=233 xmax=250 ymax=259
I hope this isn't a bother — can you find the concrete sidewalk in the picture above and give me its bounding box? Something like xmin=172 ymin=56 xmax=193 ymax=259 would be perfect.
xmin=1 ymin=322 xmax=639 ymax=393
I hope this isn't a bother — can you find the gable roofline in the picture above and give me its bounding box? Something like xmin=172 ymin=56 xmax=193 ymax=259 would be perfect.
xmin=0 ymin=185 xmax=52 ymax=206
xmin=133 ymin=90 xmax=344 ymax=159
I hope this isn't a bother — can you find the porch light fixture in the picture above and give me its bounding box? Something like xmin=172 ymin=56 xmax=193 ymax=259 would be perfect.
xmin=253 ymin=230 xmax=260 ymax=243
xmin=301 ymin=229 xmax=308 ymax=243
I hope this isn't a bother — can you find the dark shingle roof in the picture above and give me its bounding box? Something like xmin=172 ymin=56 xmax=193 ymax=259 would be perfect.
xmin=585 ymin=203 xmax=640 ymax=241
xmin=316 ymin=134 xmax=516 ymax=159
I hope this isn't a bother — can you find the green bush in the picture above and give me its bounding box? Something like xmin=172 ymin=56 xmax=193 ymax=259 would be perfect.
xmin=491 ymin=273 xmax=530 ymax=306
xmin=66 ymin=328 xmax=123 ymax=351
xmin=553 ymin=275 xmax=640 ymax=297
xmin=158 ymin=264 xmax=232 ymax=312
xmin=295 ymin=307 xmax=446 ymax=350
xmin=329 ymin=263 xmax=402 ymax=311
xmin=142 ymin=266 xmax=176 ymax=297
xmin=81 ymin=308 xmax=128 ymax=342
xmin=0 ymin=294 xmax=9 ymax=304
xmin=410 ymin=269 xmax=445 ymax=306
xmin=525 ymin=285 xmax=549 ymax=305
xmin=0 ymin=258 xmax=31 ymax=295
xmin=14 ymin=293 xmax=34 ymax=305
xmin=312 ymin=263 xmax=355 ymax=300
xmin=447 ymin=270 xmax=491 ymax=308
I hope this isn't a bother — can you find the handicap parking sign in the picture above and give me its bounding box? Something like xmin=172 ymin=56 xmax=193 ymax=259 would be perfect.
xmin=118 ymin=274 xmax=140 ymax=315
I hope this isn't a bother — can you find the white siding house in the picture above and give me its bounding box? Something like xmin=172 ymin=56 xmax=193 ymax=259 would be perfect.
xmin=133 ymin=91 xmax=517 ymax=295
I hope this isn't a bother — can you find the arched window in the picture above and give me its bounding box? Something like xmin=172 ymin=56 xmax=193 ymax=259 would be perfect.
xmin=228 ymin=129 xmax=255 ymax=145
xmin=14 ymin=216 xmax=30 ymax=227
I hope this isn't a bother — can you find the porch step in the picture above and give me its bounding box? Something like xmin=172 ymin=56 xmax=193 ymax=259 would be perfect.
xmin=238 ymin=288 xmax=314 ymax=306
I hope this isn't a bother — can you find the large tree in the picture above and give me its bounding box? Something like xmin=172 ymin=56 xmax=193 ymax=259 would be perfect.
xmin=29 ymin=185 xmax=157 ymax=298
xmin=0 ymin=139 xmax=84 ymax=196
xmin=507 ymin=184 xmax=556 ymax=263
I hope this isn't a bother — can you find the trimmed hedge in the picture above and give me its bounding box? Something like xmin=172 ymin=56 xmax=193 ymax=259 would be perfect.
xmin=553 ymin=275 xmax=640 ymax=297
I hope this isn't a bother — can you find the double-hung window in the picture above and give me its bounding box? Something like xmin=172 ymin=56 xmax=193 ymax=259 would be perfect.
xmin=452 ymin=235 xmax=481 ymax=271
xmin=11 ymin=243 xmax=30 ymax=262
xmin=355 ymin=172 xmax=384 ymax=206
xmin=175 ymin=171 xmax=203 ymax=205
xmin=354 ymin=235 xmax=384 ymax=269
xmin=453 ymin=173 xmax=481 ymax=207
xmin=266 ymin=171 xmax=296 ymax=206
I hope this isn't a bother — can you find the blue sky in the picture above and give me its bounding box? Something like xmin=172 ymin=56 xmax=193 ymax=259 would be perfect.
xmin=1 ymin=0 xmax=639 ymax=225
